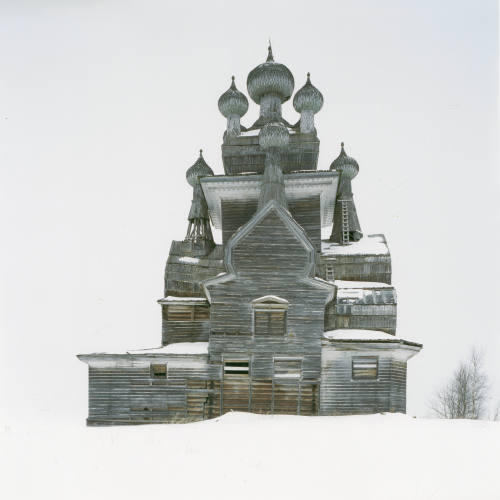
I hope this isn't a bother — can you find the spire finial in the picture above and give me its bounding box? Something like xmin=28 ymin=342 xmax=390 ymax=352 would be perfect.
xmin=267 ymin=40 xmax=274 ymax=62
xmin=341 ymin=142 xmax=344 ymax=149
xmin=199 ymin=149 xmax=203 ymax=158
xmin=230 ymin=75 xmax=236 ymax=89
xmin=307 ymin=72 xmax=311 ymax=79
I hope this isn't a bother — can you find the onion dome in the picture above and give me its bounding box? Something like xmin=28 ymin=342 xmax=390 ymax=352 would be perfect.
xmin=247 ymin=44 xmax=294 ymax=105
xmin=186 ymin=150 xmax=214 ymax=186
xmin=258 ymin=122 xmax=290 ymax=150
xmin=218 ymin=76 xmax=249 ymax=118
xmin=330 ymin=142 xmax=359 ymax=179
xmin=293 ymin=73 xmax=323 ymax=114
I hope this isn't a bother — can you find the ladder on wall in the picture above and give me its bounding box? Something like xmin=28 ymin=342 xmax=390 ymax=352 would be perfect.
xmin=341 ymin=199 xmax=350 ymax=245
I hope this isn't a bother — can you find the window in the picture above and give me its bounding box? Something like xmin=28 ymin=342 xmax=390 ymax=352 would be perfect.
xmin=151 ymin=363 xmax=167 ymax=379
xmin=352 ymin=357 xmax=378 ymax=380
xmin=166 ymin=305 xmax=209 ymax=321
xmin=224 ymin=360 xmax=249 ymax=375
xmin=274 ymin=358 xmax=302 ymax=379
xmin=252 ymin=296 xmax=288 ymax=337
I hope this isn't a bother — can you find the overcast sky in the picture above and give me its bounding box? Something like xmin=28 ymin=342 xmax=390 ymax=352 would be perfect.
xmin=0 ymin=0 xmax=498 ymax=422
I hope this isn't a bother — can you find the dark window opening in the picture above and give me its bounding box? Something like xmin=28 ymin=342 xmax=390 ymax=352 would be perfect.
xmin=151 ymin=363 xmax=167 ymax=378
xmin=224 ymin=360 xmax=249 ymax=375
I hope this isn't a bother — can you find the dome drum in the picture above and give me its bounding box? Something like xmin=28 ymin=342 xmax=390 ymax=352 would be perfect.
xmin=293 ymin=73 xmax=323 ymax=134
xmin=258 ymin=122 xmax=290 ymax=150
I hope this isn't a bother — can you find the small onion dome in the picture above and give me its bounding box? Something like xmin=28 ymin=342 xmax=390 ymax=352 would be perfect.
xmin=218 ymin=76 xmax=249 ymax=118
xmin=258 ymin=122 xmax=290 ymax=150
xmin=247 ymin=44 xmax=294 ymax=105
xmin=293 ymin=73 xmax=323 ymax=114
xmin=186 ymin=150 xmax=214 ymax=186
xmin=330 ymin=142 xmax=359 ymax=179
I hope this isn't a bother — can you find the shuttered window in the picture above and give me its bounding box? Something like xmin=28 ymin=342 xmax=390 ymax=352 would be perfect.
xmin=254 ymin=310 xmax=286 ymax=336
xmin=166 ymin=305 xmax=209 ymax=321
xmin=352 ymin=357 xmax=378 ymax=379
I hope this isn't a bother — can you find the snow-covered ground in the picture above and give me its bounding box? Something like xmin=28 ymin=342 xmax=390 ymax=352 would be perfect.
xmin=1 ymin=412 xmax=499 ymax=500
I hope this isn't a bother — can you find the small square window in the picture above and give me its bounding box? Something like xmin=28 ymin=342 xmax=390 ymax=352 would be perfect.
xmin=352 ymin=357 xmax=378 ymax=380
xmin=151 ymin=363 xmax=167 ymax=378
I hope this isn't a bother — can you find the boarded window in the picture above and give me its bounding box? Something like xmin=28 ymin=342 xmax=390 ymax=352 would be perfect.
xmin=252 ymin=296 xmax=288 ymax=336
xmin=254 ymin=310 xmax=286 ymax=336
xmin=274 ymin=358 xmax=301 ymax=379
xmin=166 ymin=305 xmax=209 ymax=321
xmin=151 ymin=363 xmax=167 ymax=378
xmin=224 ymin=360 xmax=249 ymax=375
xmin=352 ymin=357 xmax=378 ymax=379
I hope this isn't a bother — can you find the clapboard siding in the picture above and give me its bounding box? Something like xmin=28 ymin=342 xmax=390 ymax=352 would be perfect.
xmin=221 ymin=133 xmax=320 ymax=175
xmin=222 ymin=197 xmax=321 ymax=251
xmin=161 ymin=305 xmax=210 ymax=344
xmin=319 ymin=255 xmax=392 ymax=284
xmin=164 ymin=241 xmax=225 ymax=297
xmin=320 ymin=345 xmax=408 ymax=415
xmin=86 ymin=356 xmax=221 ymax=425
xmin=207 ymin=208 xmax=331 ymax=389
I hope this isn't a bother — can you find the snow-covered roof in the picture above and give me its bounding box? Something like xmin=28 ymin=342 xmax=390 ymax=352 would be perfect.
xmin=128 ymin=342 xmax=209 ymax=355
xmin=321 ymin=234 xmax=389 ymax=256
xmin=323 ymin=329 xmax=421 ymax=346
xmin=324 ymin=329 xmax=396 ymax=341
xmin=334 ymin=280 xmax=392 ymax=289
xmin=158 ymin=296 xmax=208 ymax=304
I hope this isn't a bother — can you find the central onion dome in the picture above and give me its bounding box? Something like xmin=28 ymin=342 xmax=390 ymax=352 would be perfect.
xmin=186 ymin=150 xmax=214 ymax=186
xmin=330 ymin=143 xmax=359 ymax=179
xmin=258 ymin=122 xmax=290 ymax=150
xmin=247 ymin=44 xmax=294 ymax=104
xmin=293 ymin=73 xmax=323 ymax=114
xmin=218 ymin=76 xmax=249 ymax=118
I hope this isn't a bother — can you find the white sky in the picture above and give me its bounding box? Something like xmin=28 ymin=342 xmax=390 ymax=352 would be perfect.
xmin=0 ymin=0 xmax=498 ymax=422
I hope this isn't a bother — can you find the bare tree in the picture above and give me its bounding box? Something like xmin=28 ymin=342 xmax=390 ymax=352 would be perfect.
xmin=492 ymin=402 xmax=500 ymax=422
xmin=430 ymin=348 xmax=489 ymax=419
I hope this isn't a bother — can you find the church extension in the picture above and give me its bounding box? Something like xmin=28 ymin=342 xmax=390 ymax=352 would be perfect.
xmin=78 ymin=45 xmax=422 ymax=425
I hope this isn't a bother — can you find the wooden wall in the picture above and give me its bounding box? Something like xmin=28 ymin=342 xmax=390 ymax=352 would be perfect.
xmin=319 ymin=254 xmax=392 ymax=284
xmin=222 ymin=133 xmax=320 ymax=175
xmin=207 ymin=208 xmax=331 ymax=402
xmin=319 ymin=343 xmax=408 ymax=415
xmin=164 ymin=241 xmax=225 ymax=297
xmin=161 ymin=305 xmax=210 ymax=345
xmin=83 ymin=354 xmax=221 ymax=426
xmin=221 ymin=196 xmax=321 ymax=251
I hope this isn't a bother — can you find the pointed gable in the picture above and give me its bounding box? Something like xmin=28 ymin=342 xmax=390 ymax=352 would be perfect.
xmin=225 ymin=200 xmax=315 ymax=279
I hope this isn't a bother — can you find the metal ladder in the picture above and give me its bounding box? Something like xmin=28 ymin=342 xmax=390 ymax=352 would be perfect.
xmin=341 ymin=199 xmax=350 ymax=245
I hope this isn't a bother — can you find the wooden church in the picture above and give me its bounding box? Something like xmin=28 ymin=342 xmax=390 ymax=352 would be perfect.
xmin=78 ymin=45 xmax=422 ymax=425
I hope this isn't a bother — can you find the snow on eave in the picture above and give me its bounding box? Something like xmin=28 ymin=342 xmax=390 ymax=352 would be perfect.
xmin=334 ymin=280 xmax=393 ymax=289
xmin=321 ymin=234 xmax=390 ymax=257
xmin=128 ymin=342 xmax=209 ymax=355
xmin=157 ymin=296 xmax=208 ymax=304
xmin=323 ymin=329 xmax=422 ymax=347
xmin=78 ymin=342 xmax=210 ymax=359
